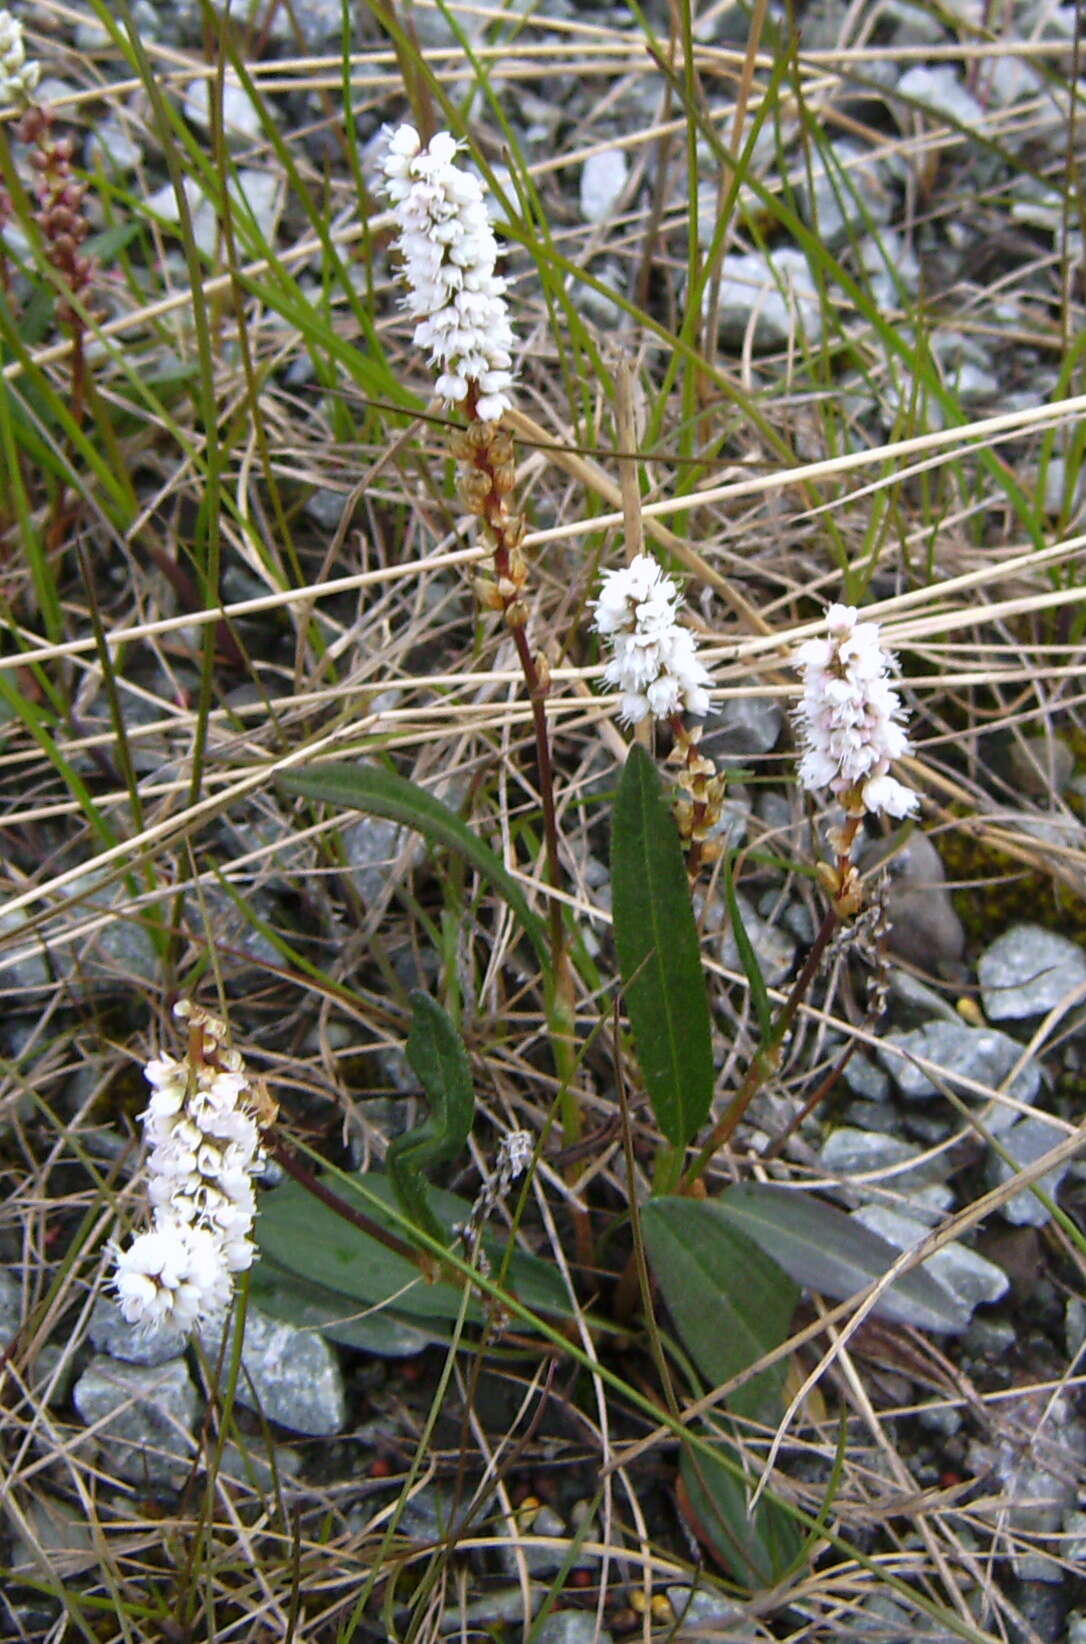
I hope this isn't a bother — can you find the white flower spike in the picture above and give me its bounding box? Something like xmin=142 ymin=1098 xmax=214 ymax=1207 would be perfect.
xmin=112 ymin=1003 xmax=272 ymax=1336
xmin=378 ymin=123 xmax=515 ymax=422
xmin=0 ymin=11 xmax=38 ymax=106
xmin=591 ymin=553 xmax=712 ymax=725
xmin=793 ymin=603 xmax=918 ymax=820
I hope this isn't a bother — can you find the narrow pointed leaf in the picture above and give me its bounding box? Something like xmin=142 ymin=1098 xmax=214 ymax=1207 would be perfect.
xmin=255 ymin=1173 xmax=571 ymax=1326
xmin=715 ymin=1183 xmax=964 ymax=1333
xmin=642 ymin=1196 xmax=797 ymax=1422
xmin=387 ymin=990 xmax=475 ymax=1242
xmin=722 ymin=853 xmax=773 ymax=1042
xmin=611 ymin=745 xmax=714 ymax=1146
xmin=278 ymin=762 xmax=549 ymax=970
xmin=679 ymin=1431 xmax=802 ymax=1588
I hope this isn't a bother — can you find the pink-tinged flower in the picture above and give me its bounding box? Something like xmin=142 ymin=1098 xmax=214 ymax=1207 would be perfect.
xmin=591 ymin=554 xmax=712 ymax=725
xmin=111 ymin=1003 xmax=270 ymax=1335
xmin=378 ymin=123 xmax=515 ymax=421
xmin=793 ymin=603 xmax=918 ymax=819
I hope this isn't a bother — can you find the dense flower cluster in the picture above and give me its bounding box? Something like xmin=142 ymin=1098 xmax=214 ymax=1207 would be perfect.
xmin=793 ymin=603 xmax=918 ymax=819
xmin=0 ymin=10 xmax=38 ymax=105
xmin=112 ymin=1003 xmax=272 ymax=1335
xmin=591 ymin=553 xmax=712 ymax=725
xmin=378 ymin=123 xmax=515 ymax=421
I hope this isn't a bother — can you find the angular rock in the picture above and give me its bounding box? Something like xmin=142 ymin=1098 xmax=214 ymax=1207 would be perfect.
xmin=711 ymin=248 xmax=822 ymax=350
xmin=966 ymin=1391 xmax=1086 ymax=1578
xmin=535 ymin=1613 xmax=613 ymax=1644
xmin=986 ymin=1114 xmax=1070 ymax=1227
xmin=183 ymin=78 xmax=264 ymax=147
xmin=717 ymin=890 xmax=796 ymax=985
xmin=73 ymin=1355 xmax=198 ymax=1486
xmin=499 ymin=1502 xmax=568 ymax=1576
xmin=864 ymin=829 xmax=965 ymax=972
xmin=978 ymin=924 xmax=1086 ymax=1021
xmin=201 ymin=1305 xmax=346 ymax=1436
xmin=88 ymin=1295 xmax=188 ymax=1368
xmin=878 ymin=1018 xmax=1042 ymax=1105
xmin=797 ymin=139 xmax=895 ymax=251
xmin=897 ymin=64 xmax=986 ymax=131
xmin=852 ymin=1204 xmax=1008 ymax=1322
xmin=85 ymin=116 xmax=143 ymax=174
xmin=705 ymin=695 xmax=783 ymax=759
xmin=580 ymin=147 xmax=629 ymax=223
xmin=819 ymin=1126 xmax=949 ymax=1193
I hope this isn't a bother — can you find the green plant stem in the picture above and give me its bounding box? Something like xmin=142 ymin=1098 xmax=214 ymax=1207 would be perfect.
xmin=680 ymin=891 xmax=843 ymax=1192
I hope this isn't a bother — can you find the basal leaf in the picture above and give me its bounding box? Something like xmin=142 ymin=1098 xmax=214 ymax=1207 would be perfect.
xmin=249 ymin=1258 xmax=435 ymax=1356
xmin=642 ymin=1196 xmax=798 ymax=1422
xmin=278 ymin=762 xmax=549 ymax=971
xmin=611 ymin=745 xmax=714 ymax=1147
xmin=255 ymin=1172 xmax=571 ymax=1328
xmin=387 ymin=990 xmax=475 ymax=1243
xmin=715 ymin=1183 xmax=964 ymax=1333
xmin=679 ymin=1428 xmax=803 ymax=1589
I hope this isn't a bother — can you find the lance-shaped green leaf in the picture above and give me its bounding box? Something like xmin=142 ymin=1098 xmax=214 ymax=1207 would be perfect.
xmin=255 ymin=1173 xmax=571 ymax=1325
xmin=715 ymin=1183 xmax=964 ymax=1333
xmin=722 ymin=853 xmax=773 ymax=1042
xmin=679 ymin=1429 xmax=802 ymax=1589
xmin=278 ymin=762 xmax=549 ymax=972
xmin=642 ymin=1196 xmax=798 ymax=1423
xmin=611 ymin=745 xmax=714 ymax=1146
xmin=387 ymin=990 xmax=475 ymax=1244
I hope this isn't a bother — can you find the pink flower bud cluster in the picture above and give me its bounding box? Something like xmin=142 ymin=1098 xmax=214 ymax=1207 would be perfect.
xmin=793 ymin=603 xmax=918 ymax=819
xmin=378 ymin=124 xmax=515 ymax=422
xmin=591 ymin=553 xmax=712 ymax=725
xmin=112 ymin=1003 xmax=269 ymax=1335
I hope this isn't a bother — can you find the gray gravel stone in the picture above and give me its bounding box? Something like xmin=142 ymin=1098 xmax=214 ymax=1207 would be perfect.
xmin=967 ymin=1392 xmax=1086 ymax=1578
xmin=879 ymin=1017 xmax=1042 ymax=1105
xmin=986 ymin=1114 xmax=1070 ymax=1226
xmin=797 ymin=139 xmax=895 ymax=251
xmin=85 ymin=116 xmax=144 ymax=174
xmin=183 ymin=78 xmax=265 ymax=146
xmin=1008 ymin=734 xmax=1076 ymax=795
xmin=201 ymin=1305 xmax=346 ymax=1436
xmin=498 ymin=1502 xmax=568 ymax=1576
xmin=705 ymin=694 xmax=783 ymax=759
xmin=897 ymin=64 xmax=986 ymax=131
xmin=88 ymin=1295 xmax=188 ymax=1367
xmin=343 ymin=814 xmax=410 ymax=905
xmin=580 ymin=147 xmax=629 ymax=223
xmin=978 ymin=923 xmax=1086 ymax=1020
xmin=865 ymin=830 xmax=965 ymax=973
xmin=666 ymin=1584 xmax=748 ymax=1628
xmin=59 ymin=870 xmax=159 ymax=988
xmin=73 ymin=1355 xmax=198 ymax=1485
xmin=534 ymin=1613 xmax=613 ymax=1644
xmin=711 ymin=247 xmax=822 ymax=349
xmin=852 ymin=1204 xmax=1008 ymax=1321
xmin=717 ymin=889 xmax=796 ymax=985
xmin=0 ymin=1268 xmax=21 ymax=1337
xmin=841 ymin=1052 xmax=891 ymax=1102
xmin=819 ymin=1126 xmax=949 ymax=1192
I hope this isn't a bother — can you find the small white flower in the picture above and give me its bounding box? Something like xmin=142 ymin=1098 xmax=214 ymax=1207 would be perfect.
xmin=498 ymin=1130 xmax=534 ymax=1181
xmin=377 ymin=123 xmax=515 ymax=421
xmin=111 ymin=1004 xmax=271 ymax=1336
xmin=793 ymin=603 xmax=918 ymax=819
xmin=591 ymin=553 xmax=712 ymax=725
xmin=0 ymin=11 xmax=38 ymax=106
